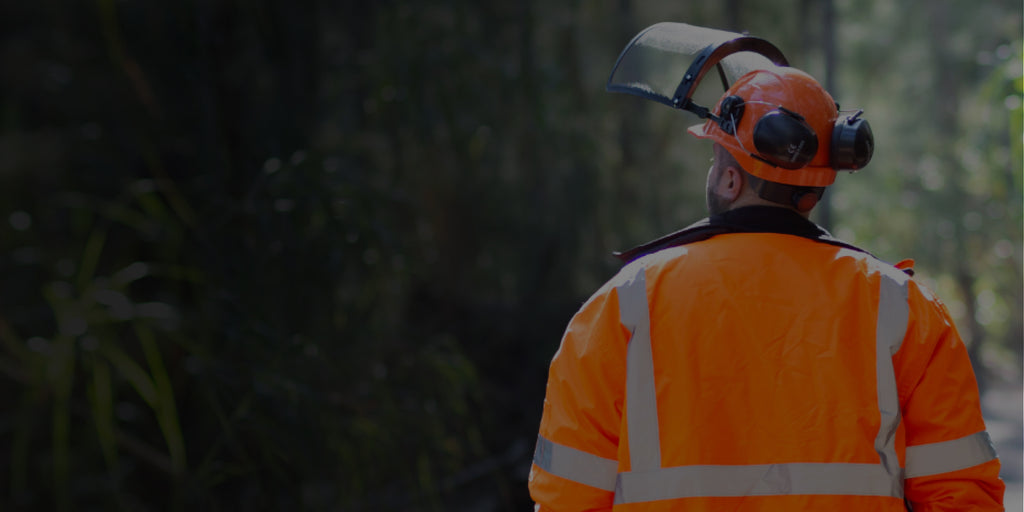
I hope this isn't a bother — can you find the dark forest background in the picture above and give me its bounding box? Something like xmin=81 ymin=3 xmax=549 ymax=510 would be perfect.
xmin=0 ymin=1 xmax=1021 ymax=510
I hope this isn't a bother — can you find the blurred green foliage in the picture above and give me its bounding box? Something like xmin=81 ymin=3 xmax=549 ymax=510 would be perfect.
xmin=0 ymin=0 xmax=1020 ymax=510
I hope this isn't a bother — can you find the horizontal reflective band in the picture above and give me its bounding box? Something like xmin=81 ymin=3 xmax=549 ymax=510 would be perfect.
xmin=614 ymin=462 xmax=900 ymax=504
xmin=533 ymin=435 xmax=618 ymax=492
xmin=905 ymin=431 xmax=998 ymax=479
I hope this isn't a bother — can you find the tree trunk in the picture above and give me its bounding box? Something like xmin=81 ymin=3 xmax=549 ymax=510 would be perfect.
xmin=818 ymin=0 xmax=836 ymax=231
xmin=926 ymin=0 xmax=989 ymax=393
xmin=725 ymin=0 xmax=742 ymax=31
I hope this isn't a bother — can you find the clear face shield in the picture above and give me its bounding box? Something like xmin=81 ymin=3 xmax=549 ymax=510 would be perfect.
xmin=606 ymin=22 xmax=790 ymax=123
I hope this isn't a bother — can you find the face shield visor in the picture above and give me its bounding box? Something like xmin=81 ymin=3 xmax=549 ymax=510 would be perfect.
xmin=606 ymin=22 xmax=789 ymax=122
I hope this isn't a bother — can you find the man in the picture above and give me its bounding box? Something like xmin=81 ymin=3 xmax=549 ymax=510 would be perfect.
xmin=528 ymin=65 xmax=1005 ymax=510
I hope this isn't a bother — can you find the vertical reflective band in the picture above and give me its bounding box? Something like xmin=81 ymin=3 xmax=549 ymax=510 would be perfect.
xmin=905 ymin=431 xmax=999 ymax=479
xmin=617 ymin=269 xmax=661 ymax=471
xmin=875 ymin=272 xmax=909 ymax=497
xmin=533 ymin=435 xmax=619 ymax=491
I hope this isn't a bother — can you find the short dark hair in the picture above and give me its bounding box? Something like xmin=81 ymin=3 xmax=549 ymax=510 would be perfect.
xmin=713 ymin=144 xmax=743 ymax=173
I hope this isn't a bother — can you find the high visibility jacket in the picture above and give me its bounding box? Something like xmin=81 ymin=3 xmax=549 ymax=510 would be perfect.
xmin=529 ymin=207 xmax=1004 ymax=511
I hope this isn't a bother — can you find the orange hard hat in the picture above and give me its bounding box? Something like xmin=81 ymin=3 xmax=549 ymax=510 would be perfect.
xmin=688 ymin=67 xmax=842 ymax=187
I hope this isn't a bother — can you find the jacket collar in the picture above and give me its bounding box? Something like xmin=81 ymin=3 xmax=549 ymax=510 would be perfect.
xmin=614 ymin=206 xmax=868 ymax=263
xmin=708 ymin=205 xmax=828 ymax=239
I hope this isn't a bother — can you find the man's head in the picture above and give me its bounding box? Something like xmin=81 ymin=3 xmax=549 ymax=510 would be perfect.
xmin=705 ymin=142 xmax=820 ymax=216
xmin=691 ymin=66 xmax=873 ymax=214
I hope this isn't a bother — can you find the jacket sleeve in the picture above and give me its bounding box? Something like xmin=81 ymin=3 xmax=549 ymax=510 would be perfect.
xmin=894 ymin=279 xmax=1005 ymax=511
xmin=529 ymin=279 xmax=631 ymax=511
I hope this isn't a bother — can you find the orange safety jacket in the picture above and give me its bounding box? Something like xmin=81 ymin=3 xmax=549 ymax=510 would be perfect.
xmin=529 ymin=207 xmax=1004 ymax=511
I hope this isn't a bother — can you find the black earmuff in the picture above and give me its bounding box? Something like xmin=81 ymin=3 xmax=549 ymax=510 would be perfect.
xmin=751 ymin=107 xmax=818 ymax=169
xmin=831 ymin=111 xmax=873 ymax=170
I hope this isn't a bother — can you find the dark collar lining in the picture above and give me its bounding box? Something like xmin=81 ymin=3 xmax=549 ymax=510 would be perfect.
xmin=710 ymin=205 xmax=829 ymax=238
xmin=614 ymin=206 xmax=872 ymax=263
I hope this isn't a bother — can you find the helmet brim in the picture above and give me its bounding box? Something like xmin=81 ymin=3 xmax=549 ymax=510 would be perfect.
xmin=687 ymin=122 xmax=713 ymax=139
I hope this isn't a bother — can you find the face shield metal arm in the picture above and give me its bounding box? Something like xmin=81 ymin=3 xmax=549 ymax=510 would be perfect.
xmin=671 ymin=37 xmax=790 ymax=120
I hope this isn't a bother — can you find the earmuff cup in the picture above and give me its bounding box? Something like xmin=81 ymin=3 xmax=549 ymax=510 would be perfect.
xmin=751 ymin=110 xmax=819 ymax=169
xmin=831 ymin=115 xmax=873 ymax=170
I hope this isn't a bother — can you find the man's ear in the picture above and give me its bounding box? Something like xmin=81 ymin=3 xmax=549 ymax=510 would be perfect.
xmin=719 ymin=165 xmax=745 ymax=201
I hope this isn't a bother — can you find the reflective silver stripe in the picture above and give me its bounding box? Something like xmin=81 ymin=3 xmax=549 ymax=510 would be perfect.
xmin=614 ymin=463 xmax=896 ymax=503
xmin=617 ymin=269 xmax=661 ymax=471
xmin=533 ymin=435 xmax=618 ymax=491
xmin=874 ymin=273 xmax=910 ymax=497
xmin=905 ymin=431 xmax=998 ymax=479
